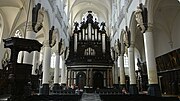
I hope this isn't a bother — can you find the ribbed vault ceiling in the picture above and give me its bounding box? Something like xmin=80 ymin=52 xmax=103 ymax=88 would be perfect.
xmin=69 ymin=0 xmax=112 ymax=24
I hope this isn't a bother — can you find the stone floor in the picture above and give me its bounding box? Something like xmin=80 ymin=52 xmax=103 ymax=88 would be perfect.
xmin=1 ymin=93 xmax=180 ymax=101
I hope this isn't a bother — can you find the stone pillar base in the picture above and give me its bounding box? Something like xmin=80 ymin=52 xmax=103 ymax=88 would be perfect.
xmin=148 ymin=84 xmax=161 ymax=97
xmin=39 ymin=84 xmax=49 ymax=95
xmin=52 ymin=83 xmax=60 ymax=94
xmin=129 ymin=84 xmax=138 ymax=95
xmin=119 ymin=84 xmax=126 ymax=92
xmin=113 ymin=84 xmax=120 ymax=89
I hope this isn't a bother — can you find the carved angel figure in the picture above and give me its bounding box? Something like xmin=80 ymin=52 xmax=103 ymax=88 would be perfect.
xmin=1 ymin=50 xmax=9 ymax=70
xmin=114 ymin=40 xmax=120 ymax=56
xmin=135 ymin=6 xmax=145 ymax=33
xmin=110 ymin=48 xmax=115 ymax=61
xmin=35 ymin=7 xmax=45 ymax=32
xmin=123 ymin=29 xmax=129 ymax=48
xmin=49 ymin=28 xmax=57 ymax=47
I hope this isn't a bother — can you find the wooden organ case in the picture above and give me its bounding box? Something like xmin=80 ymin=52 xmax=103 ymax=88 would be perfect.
xmin=66 ymin=11 xmax=113 ymax=89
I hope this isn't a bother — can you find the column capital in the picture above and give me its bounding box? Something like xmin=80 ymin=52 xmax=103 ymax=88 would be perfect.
xmin=43 ymin=40 xmax=50 ymax=47
xmin=129 ymin=43 xmax=135 ymax=48
xmin=147 ymin=23 xmax=153 ymax=32
xmin=26 ymin=21 xmax=33 ymax=31
xmin=120 ymin=53 xmax=124 ymax=56
xmin=128 ymin=45 xmax=135 ymax=53
xmin=54 ymin=50 xmax=60 ymax=55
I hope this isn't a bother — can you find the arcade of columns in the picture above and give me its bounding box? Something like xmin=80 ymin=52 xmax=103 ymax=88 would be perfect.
xmin=18 ymin=1 xmax=161 ymax=96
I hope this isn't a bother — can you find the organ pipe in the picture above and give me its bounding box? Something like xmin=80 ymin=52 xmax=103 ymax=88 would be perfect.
xmin=98 ymin=32 xmax=101 ymax=41
xmin=74 ymin=33 xmax=77 ymax=52
xmin=88 ymin=23 xmax=91 ymax=40
xmin=79 ymin=32 xmax=81 ymax=40
xmin=102 ymin=33 xmax=106 ymax=53
xmin=82 ymin=29 xmax=85 ymax=40
xmin=95 ymin=29 xmax=97 ymax=40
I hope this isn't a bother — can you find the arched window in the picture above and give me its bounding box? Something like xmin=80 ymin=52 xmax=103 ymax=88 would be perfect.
xmin=117 ymin=53 xmax=129 ymax=68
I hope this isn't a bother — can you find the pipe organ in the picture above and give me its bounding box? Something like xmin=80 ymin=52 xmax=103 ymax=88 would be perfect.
xmin=66 ymin=11 xmax=113 ymax=89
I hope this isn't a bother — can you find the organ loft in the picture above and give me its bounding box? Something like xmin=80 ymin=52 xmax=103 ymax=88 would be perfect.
xmin=66 ymin=11 xmax=114 ymax=89
xmin=1 ymin=0 xmax=180 ymax=101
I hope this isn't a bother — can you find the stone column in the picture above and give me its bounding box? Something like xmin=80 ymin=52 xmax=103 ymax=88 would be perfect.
xmin=61 ymin=58 xmax=66 ymax=85
xmin=66 ymin=70 xmax=69 ymax=87
xmin=128 ymin=44 xmax=138 ymax=94
xmin=23 ymin=22 xmax=36 ymax=64
xmin=32 ymin=51 xmax=39 ymax=75
xmin=114 ymin=60 xmax=119 ymax=85
xmin=41 ymin=40 xmax=51 ymax=95
xmin=23 ymin=0 xmax=36 ymax=65
xmin=144 ymin=25 xmax=161 ymax=96
xmin=119 ymin=32 xmax=126 ymax=90
xmin=64 ymin=65 xmax=67 ymax=86
xmin=119 ymin=55 xmax=126 ymax=90
xmin=17 ymin=51 xmax=23 ymax=63
xmin=52 ymin=51 xmax=60 ymax=93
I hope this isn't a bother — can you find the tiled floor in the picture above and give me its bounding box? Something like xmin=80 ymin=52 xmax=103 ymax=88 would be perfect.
xmin=80 ymin=93 xmax=101 ymax=101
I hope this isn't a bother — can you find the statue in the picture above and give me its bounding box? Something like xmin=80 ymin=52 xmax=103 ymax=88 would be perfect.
xmin=100 ymin=22 xmax=106 ymax=32
xmin=74 ymin=22 xmax=79 ymax=31
xmin=110 ymin=48 xmax=115 ymax=61
xmin=94 ymin=18 xmax=99 ymax=25
xmin=34 ymin=7 xmax=45 ymax=33
xmin=114 ymin=40 xmax=121 ymax=56
xmin=49 ymin=26 xmax=57 ymax=47
xmin=87 ymin=11 xmax=93 ymax=23
xmin=117 ymin=39 xmax=121 ymax=55
xmin=137 ymin=58 xmax=142 ymax=70
xmin=32 ymin=3 xmax=41 ymax=32
xmin=135 ymin=6 xmax=146 ymax=33
xmin=123 ymin=27 xmax=130 ymax=48
xmin=1 ymin=50 xmax=9 ymax=71
xmin=58 ymin=39 xmax=65 ymax=55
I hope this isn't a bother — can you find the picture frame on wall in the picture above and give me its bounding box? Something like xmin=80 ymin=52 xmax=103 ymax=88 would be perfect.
xmin=168 ymin=50 xmax=179 ymax=68
xmin=162 ymin=54 xmax=171 ymax=70
xmin=156 ymin=56 xmax=164 ymax=71
xmin=176 ymin=49 xmax=180 ymax=66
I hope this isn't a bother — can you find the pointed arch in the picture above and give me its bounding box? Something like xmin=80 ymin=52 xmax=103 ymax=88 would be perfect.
xmin=129 ymin=11 xmax=137 ymax=44
xmin=42 ymin=10 xmax=51 ymax=40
